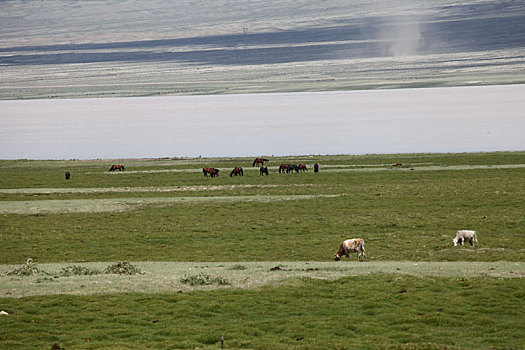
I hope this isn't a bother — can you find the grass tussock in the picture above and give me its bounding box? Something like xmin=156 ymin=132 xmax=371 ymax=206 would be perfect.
xmin=58 ymin=265 xmax=101 ymax=277
xmin=180 ymin=272 xmax=230 ymax=286
xmin=103 ymin=261 xmax=143 ymax=275
xmin=6 ymin=258 xmax=49 ymax=276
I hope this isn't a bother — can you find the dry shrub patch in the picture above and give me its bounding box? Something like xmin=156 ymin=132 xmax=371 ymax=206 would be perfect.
xmin=103 ymin=261 xmax=143 ymax=275
xmin=58 ymin=265 xmax=101 ymax=277
xmin=180 ymin=272 xmax=230 ymax=286
xmin=6 ymin=258 xmax=49 ymax=276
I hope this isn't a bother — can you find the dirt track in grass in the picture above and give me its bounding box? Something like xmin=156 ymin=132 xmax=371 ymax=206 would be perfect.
xmin=0 ymin=194 xmax=340 ymax=214
xmin=0 ymin=184 xmax=316 ymax=194
xmin=1 ymin=261 xmax=523 ymax=298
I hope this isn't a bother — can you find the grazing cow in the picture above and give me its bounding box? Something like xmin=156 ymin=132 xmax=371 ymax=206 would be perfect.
xmin=109 ymin=164 xmax=125 ymax=171
xmin=453 ymin=230 xmax=478 ymax=247
xmin=334 ymin=238 xmax=367 ymax=261
xmin=260 ymin=166 xmax=269 ymax=175
xmin=230 ymin=166 xmax=244 ymax=177
xmin=313 ymin=163 xmax=319 ymax=173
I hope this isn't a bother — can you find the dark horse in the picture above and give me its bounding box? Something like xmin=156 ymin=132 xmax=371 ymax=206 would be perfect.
xmin=260 ymin=166 xmax=269 ymax=176
xmin=253 ymin=158 xmax=269 ymax=167
xmin=203 ymin=167 xmax=220 ymax=177
xmin=109 ymin=164 xmax=125 ymax=171
xmin=296 ymin=163 xmax=307 ymax=172
xmin=230 ymin=166 xmax=244 ymax=177
xmin=279 ymin=163 xmax=294 ymax=173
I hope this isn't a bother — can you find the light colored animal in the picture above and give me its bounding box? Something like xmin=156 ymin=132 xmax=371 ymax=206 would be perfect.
xmin=334 ymin=238 xmax=366 ymax=261
xmin=453 ymin=230 xmax=478 ymax=247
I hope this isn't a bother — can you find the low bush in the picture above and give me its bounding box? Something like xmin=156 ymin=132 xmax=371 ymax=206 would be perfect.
xmin=58 ymin=265 xmax=101 ymax=277
xmin=103 ymin=261 xmax=143 ymax=275
xmin=7 ymin=258 xmax=49 ymax=276
xmin=180 ymin=273 xmax=230 ymax=286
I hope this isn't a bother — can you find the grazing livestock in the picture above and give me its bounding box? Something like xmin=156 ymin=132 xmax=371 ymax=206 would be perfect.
xmin=203 ymin=167 xmax=220 ymax=177
xmin=334 ymin=238 xmax=367 ymax=261
xmin=260 ymin=166 xmax=269 ymax=175
xmin=453 ymin=230 xmax=478 ymax=247
xmin=279 ymin=164 xmax=294 ymax=173
xmin=230 ymin=166 xmax=244 ymax=177
xmin=296 ymin=163 xmax=307 ymax=172
xmin=109 ymin=164 xmax=125 ymax=171
xmin=253 ymin=158 xmax=269 ymax=167
xmin=65 ymin=171 xmax=71 ymax=180
xmin=313 ymin=163 xmax=319 ymax=172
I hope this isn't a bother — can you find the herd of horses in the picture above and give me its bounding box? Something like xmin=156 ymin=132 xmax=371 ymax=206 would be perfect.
xmin=205 ymin=158 xmax=319 ymax=178
xmin=278 ymin=163 xmax=308 ymax=173
xmin=104 ymin=159 xmax=319 ymax=179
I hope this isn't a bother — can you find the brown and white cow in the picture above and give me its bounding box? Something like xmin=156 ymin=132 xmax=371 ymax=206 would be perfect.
xmin=453 ymin=230 xmax=478 ymax=247
xmin=334 ymin=238 xmax=367 ymax=261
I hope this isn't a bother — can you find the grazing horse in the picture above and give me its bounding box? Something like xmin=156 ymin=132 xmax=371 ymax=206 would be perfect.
xmin=260 ymin=166 xmax=269 ymax=176
xmin=279 ymin=164 xmax=293 ymax=173
xmin=314 ymin=163 xmax=319 ymax=173
xmin=203 ymin=167 xmax=220 ymax=177
xmin=296 ymin=163 xmax=307 ymax=172
xmin=230 ymin=166 xmax=244 ymax=177
xmin=253 ymin=158 xmax=269 ymax=167
xmin=109 ymin=164 xmax=125 ymax=172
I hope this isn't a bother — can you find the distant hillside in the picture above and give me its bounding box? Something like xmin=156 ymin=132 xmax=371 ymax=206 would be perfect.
xmin=1 ymin=0 xmax=524 ymax=99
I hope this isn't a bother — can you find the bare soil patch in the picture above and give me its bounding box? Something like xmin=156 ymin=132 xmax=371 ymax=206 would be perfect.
xmin=0 ymin=194 xmax=339 ymax=214
xmin=1 ymin=261 xmax=523 ymax=298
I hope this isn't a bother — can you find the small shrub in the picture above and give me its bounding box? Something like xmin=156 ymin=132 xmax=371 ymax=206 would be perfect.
xmin=7 ymin=258 xmax=49 ymax=276
xmin=58 ymin=265 xmax=101 ymax=277
xmin=179 ymin=273 xmax=230 ymax=286
xmin=103 ymin=261 xmax=143 ymax=275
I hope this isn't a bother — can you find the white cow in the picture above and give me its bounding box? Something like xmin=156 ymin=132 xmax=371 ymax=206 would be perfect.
xmin=334 ymin=238 xmax=367 ymax=261
xmin=453 ymin=230 xmax=478 ymax=247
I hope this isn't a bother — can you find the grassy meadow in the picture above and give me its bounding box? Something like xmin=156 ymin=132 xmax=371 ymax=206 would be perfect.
xmin=1 ymin=152 xmax=524 ymax=349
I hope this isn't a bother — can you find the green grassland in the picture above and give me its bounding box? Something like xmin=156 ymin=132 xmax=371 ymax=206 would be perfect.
xmin=1 ymin=152 xmax=524 ymax=349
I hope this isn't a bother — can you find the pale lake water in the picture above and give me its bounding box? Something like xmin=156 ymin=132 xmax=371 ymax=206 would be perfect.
xmin=0 ymin=85 xmax=524 ymax=160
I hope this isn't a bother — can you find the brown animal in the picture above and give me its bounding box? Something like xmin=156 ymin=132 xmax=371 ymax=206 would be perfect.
xmin=296 ymin=163 xmax=307 ymax=172
xmin=253 ymin=158 xmax=269 ymax=167
xmin=334 ymin=238 xmax=367 ymax=261
xmin=203 ymin=167 xmax=220 ymax=177
xmin=230 ymin=166 xmax=244 ymax=177
xmin=279 ymin=163 xmax=294 ymax=173
xmin=109 ymin=164 xmax=125 ymax=171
